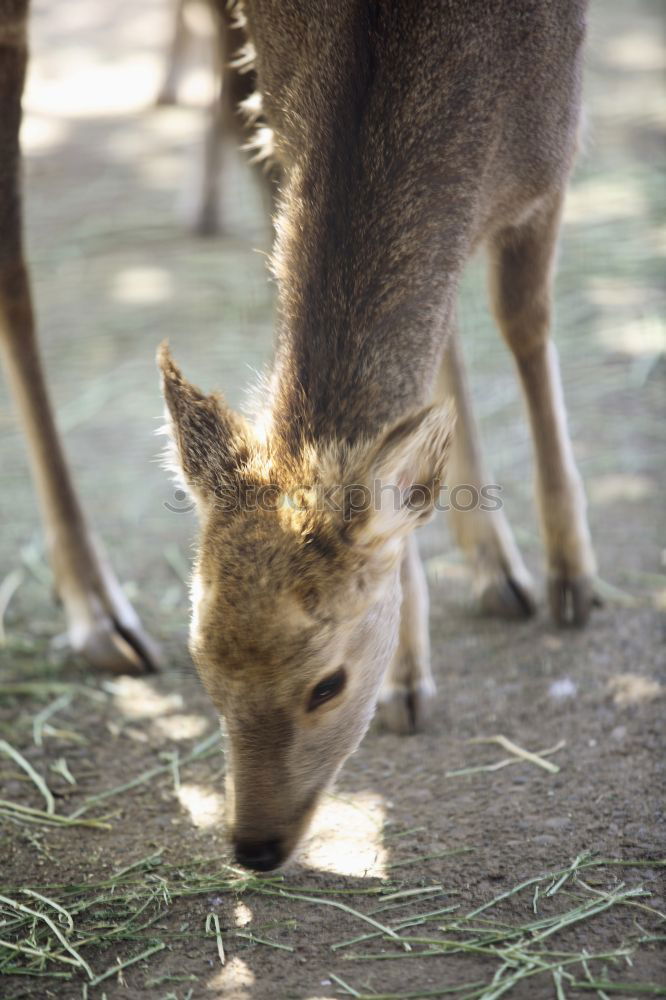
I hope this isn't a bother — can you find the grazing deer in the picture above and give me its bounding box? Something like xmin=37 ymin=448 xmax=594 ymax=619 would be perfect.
xmin=0 ymin=0 xmax=597 ymax=871
xmin=159 ymin=1 xmax=598 ymax=868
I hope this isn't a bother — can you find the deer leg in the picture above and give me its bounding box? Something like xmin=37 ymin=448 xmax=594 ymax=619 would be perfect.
xmin=489 ymin=192 xmax=598 ymax=626
xmin=436 ymin=324 xmax=536 ymax=618
xmin=192 ymin=4 xmax=244 ymax=236
xmin=155 ymin=0 xmax=190 ymax=106
xmin=193 ymin=3 xmax=278 ymax=236
xmin=193 ymin=88 xmax=225 ymax=235
xmin=377 ymin=535 xmax=436 ymax=735
xmin=0 ymin=11 xmax=159 ymax=672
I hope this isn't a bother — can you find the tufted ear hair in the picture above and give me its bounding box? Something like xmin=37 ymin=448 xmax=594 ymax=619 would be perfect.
xmin=346 ymin=402 xmax=455 ymax=550
xmin=157 ymin=341 xmax=250 ymax=508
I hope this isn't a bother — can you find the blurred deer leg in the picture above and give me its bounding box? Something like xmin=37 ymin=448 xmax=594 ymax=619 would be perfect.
xmin=194 ymin=2 xmax=278 ymax=235
xmin=156 ymin=0 xmax=189 ymax=106
xmin=437 ymin=324 xmax=536 ymax=617
xmin=194 ymin=89 xmax=224 ymax=235
xmin=489 ymin=192 xmax=598 ymax=626
xmin=378 ymin=535 xmax=436 ymax=735
xmin=0 ymin=12 xmax=159 ymax=672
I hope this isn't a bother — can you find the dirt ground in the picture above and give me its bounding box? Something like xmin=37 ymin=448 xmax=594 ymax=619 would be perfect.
xmin=0 ymin=1 xmax=664 ymax=998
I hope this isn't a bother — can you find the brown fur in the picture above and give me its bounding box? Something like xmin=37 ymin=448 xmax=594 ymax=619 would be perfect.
xmin=156 ymin=1 xmax=595 ymax=869
xmin=0 ymin=1 xmax=160 ymax=672
xmin=0 ymin=0 xmax=597 ymax=870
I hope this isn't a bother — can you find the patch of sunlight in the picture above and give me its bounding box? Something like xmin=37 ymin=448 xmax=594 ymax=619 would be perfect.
xmin=182 ymin=0 xmax=216 ymax=35
xmin=597 ymin=314 xmax=666 ymax=357
xmin=25 ymin=54 xmax=164 ymax=116
xmin=588 ymin=473 xmax=655 ymax=505
xmin=115 ymin=9 xmax=179 ymax=47
xmin=585 ymin=278 xmax=652 ymax=309
xmin=207 ymin=956 xmax=255 ymax=998
xmin=303 ymin=791 xmax=386 ymax=877
xmin=144 ymin=106 xmax=203 ymax=142
xmin=154 ymin=713 xmax=209 ymax=741
xmin=111 ymin=267 xmax=173 ymax=305
xmin=20 ymin=113 xmax=67 ymax=154
xmin=653 ymin=589 xmax=666 ymax=613
xmin=138 ymin=152 xmax=192 ymax=189
xmin=105 ymin=676 xmax=183 ymax=719
xmin=604 ymin=32 xmax=666 ymax=72
xmin=166 ymin=67 xmax=215 ymax=107
xmin=607 ymin=674 xmax=662 ymax=708
xmin=178 ymin=782 xmax=225 ymax=828
xmin=234 ymin=902 xmax=252 ymax=927
xmin=564 ymin=177 xmax=646 ymax=224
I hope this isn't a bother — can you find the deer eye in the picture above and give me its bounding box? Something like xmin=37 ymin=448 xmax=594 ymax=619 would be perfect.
xmin=307 ymin=667 xmax=347 ymax=711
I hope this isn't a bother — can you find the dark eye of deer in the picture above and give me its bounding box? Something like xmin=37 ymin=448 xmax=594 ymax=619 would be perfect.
xmin=307 ymin=667 xmax=347 ymax=711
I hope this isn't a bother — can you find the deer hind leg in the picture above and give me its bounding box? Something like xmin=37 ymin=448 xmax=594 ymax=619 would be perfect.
xmin=193 ymin=81 xmax=225 ymax=236
xmin=377 ymin=535 xmax=436 ymax=735
xmin=155 ymin=0 xmax=190 ymax=107
xmin=0 ymin=9 xmax=158 ymax=672
xmin=489 ymin=192 xmax=598 ymax=626
xmin=436 ymin=323 xmax=537 ymax=618
xmin=193 ymin=2 xmax=278 ymax=236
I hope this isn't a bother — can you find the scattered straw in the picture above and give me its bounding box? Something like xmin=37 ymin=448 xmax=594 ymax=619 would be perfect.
xmin=0 ymin=851 xmax=663 ymax=994
xmin=0 ymin=568 xmax=24 ymax=646
xmin=465 ymin=735 xmax=563 ymax=774
xmin=0 ymin=682 xmax=105 ymax=701
xmin=205 ymin=912 xmax=226 ymax=966
xmin=67 ymin=729 xmax=221 ymax=819
xmin=0 ymin=739 xmax=55 ymax=814
xmin=330 ymin=855 xmax=666 ymax=998
xmin=446 ymin=741 xmax=565 ymax=778
xmin=0 ymin=799 xmax=110 ymax=830
xmin=234 ymin=931 xmax=294 ymax=952
xmin=386 ymin=848 xmax=474 ymax=870
xmin=32 ymin=693 xmax=73 ymax=747
xmin=0 ymin=894 xmax=93 ymax=980
xmin=88 ymin=942 xmax=166 ymax=987
xmin=265 ymin=888 xmax=412 ymax=951
xmin=49 ymin=757 xmax=76 ymax=786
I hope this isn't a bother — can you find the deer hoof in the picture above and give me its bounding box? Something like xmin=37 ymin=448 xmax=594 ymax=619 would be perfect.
xmin=479 ymin=572 xmax=537 ymax=620
xmin=155 ymin=92 xmax=177 ymax=107
xmin=72 ymin=617 xmax=160 ymax=675
xmin=377 ymin=677 xmax=436 ymax=735
xmin=59 ymin=563 xmax=161 ymax=675
xmin=548 ymin=573 xmax=602 ymax=628
xmin=193 ymin=205 xmax=221 ymax=238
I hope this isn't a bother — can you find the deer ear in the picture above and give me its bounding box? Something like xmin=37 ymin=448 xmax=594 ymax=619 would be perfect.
xmin=157 ymin=342 xmax=248 ymax=505
xmin=349 ymin=402 xmax=455 ymax=548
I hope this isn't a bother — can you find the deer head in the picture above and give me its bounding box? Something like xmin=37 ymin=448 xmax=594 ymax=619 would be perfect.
xmin=158 ymin=343 xmax=453 ymax=870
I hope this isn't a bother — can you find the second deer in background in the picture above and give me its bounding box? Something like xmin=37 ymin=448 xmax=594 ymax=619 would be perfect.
xmin=156 ymin=0 xmax=278 ymax=234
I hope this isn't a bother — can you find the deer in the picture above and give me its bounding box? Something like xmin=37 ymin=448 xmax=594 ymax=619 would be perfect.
xmin=155 ymin=0 xmax=278 ymax=235
xmin=0 ymin=0 xmax=598 ymax=872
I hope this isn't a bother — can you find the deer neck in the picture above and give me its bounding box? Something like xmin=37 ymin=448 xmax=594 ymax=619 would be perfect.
xmin=269 ymin=158 xmax=467 ymax=455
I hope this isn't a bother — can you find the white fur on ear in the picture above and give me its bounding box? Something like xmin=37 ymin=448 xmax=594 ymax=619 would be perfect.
xmin=354 ymin=401 xmax=456 ymax=546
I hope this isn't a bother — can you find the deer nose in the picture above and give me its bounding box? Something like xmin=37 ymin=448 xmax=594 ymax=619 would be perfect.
xmin=233 ymin=837 xmax=284 ymax=872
